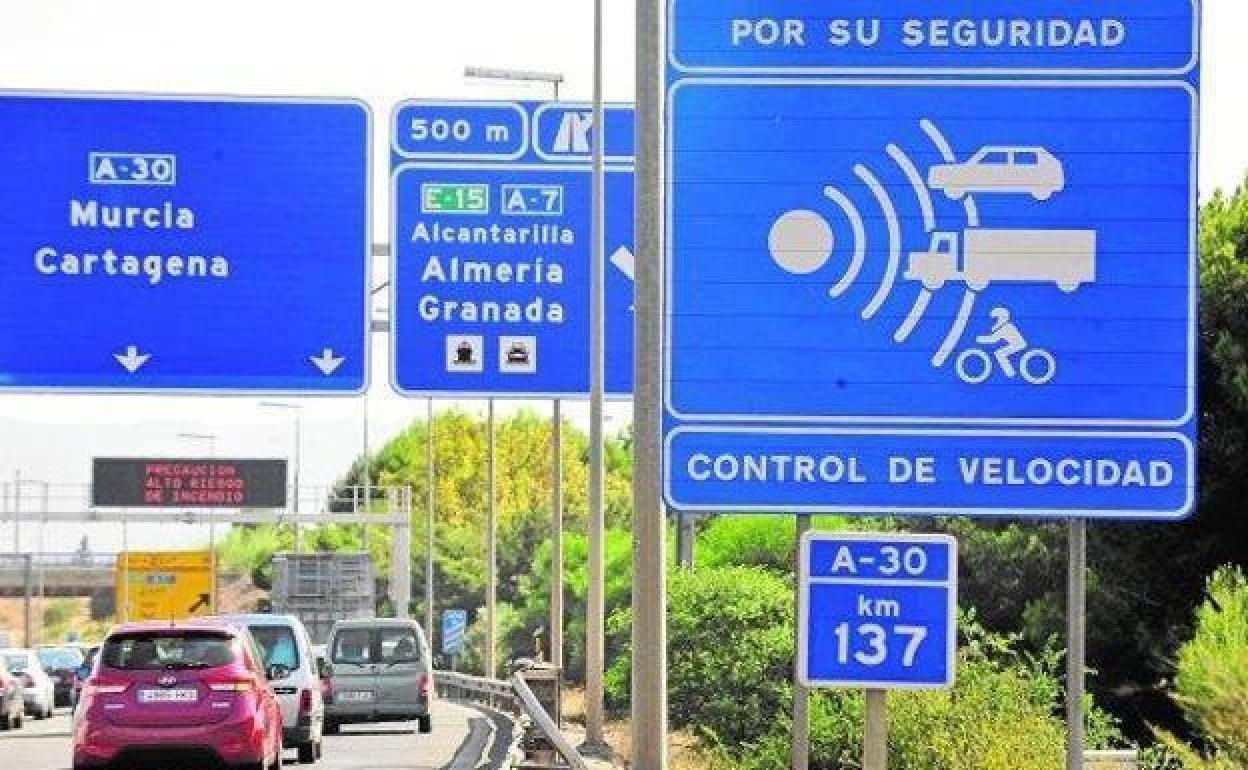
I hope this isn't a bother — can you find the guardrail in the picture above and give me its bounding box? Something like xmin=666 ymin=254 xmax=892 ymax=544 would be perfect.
xmin=436 ymin=670 xmax=520 ymax=714
xmin=435 ymin=670 xmax=589 ymax=770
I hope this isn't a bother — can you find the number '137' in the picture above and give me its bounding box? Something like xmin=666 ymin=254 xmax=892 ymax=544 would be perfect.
xmin=832 ymin=623 xmax=927 ymax=667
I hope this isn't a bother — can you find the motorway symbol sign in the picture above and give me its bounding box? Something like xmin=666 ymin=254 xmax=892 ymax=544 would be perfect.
xmin=0 ymin=93 xmax=371 ymax=393
xmin=799 ymin=532 xmax=957 ymax=689
xmin=390 ymin=100 xmax=635 ymax=398
xmin=117 ymin=550 xmax=215 ymax=622
xmin=442 ymin=609 xmax=468 ymax=656
xmin=663 ymin=3 xmax=1199 ymax=519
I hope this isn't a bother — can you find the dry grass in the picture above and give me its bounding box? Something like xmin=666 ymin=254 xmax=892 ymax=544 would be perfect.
xmin=560 ymin=688 xmax=713 ymax=770
xmin=0 ymin=597 xmax=96 ymax=645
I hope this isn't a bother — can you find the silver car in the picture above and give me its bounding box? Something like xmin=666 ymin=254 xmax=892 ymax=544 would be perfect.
xmin=215 ymin=614 xmax=326 ymax=764
xmin=323 ymin=619 xmax=432 ymax=735
xmin=0 ymin=649 xmax=55 ymax=719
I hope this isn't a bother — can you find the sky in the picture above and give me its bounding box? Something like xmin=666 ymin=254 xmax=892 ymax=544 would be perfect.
xmin=0 ymin=0 xmax=1241 ymax=551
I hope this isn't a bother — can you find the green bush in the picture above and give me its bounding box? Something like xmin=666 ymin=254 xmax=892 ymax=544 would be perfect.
xmin=717 ymin=626 xmax=1122 ymax=770
xmin=606 ymin=565 xmax=794 ymax=743
xmin=609 ymin=561 xmax=1124 ymax=770
xmin=1169 ymin=566 xmax=1248 ymax=766
xmin=695 ymin=515 xmax=885 ymax=573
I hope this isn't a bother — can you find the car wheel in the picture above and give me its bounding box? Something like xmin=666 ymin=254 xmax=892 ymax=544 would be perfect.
xmin=323 ymin=719 xmax=341 ymax=735
xmin=298 ymin=741 xmax=317 ymax=764
xmin=14 ymin=710 xmax=22 ymax=729
xmin=419 ymin=715 xmax=432 ymax=734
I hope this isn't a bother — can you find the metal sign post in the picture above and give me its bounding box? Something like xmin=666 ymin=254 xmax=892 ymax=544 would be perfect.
xmin=552 ymin=398 xmax=564 ymax=672
xmin=791 ymin=515 xmax=811 ymax=770
xmin=864 ymin=690 xmax=888 ymax=770
xmin=486 ymin=398 xmax=497 ymax=678
xmin=634 ymin=0 xmax=668 ymax=764
xmin=584 ymin=0 xmax=609 ymax=748
xmin=1067 ymin=520 xmax=1088 ymax=770
xmin=426 ymin=398 xmax=436 ymax=648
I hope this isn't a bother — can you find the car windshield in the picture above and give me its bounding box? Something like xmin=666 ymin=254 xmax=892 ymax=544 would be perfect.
xmin=249 ymin=626 xmax=299 ymax=671
xmin=37 ymin=647 xmax=84 ymax=670
xmin=101 ymin=631 xmax=239 ymax=671
xmin=3 ymin=654 xmax=28 ymax=673
xmin=332 ymin=629 xmax=374 ymax=664
xmin=379 ymin=628 xmax=422 ymax=664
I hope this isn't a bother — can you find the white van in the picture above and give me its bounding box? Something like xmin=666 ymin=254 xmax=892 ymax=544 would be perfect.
xmin=216 ymin=614 xmax=325 ymax=764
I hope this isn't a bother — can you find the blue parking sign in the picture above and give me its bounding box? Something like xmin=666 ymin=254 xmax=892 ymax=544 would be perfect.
xmin=799 ymin=533 xmax=957 ymax=689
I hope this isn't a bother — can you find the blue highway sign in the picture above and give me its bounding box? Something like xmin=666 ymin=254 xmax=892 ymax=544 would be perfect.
xmin=391 ymin=100 xmax=635 ymax=398
xmin=0 ymin=93 xmax=370 ymax=393
xmin=442 ymin=609 xmax=468 ymax=656
xmin=663 ymin=2 xmax=1199 ymax=519
xmin=670 ymin=0 xmax=1198 ymax=75
xmin=799 ymin=532 xmax=957 ymax=689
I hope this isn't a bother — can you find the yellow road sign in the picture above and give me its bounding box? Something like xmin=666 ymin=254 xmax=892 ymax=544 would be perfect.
xmin=116 ymin=550 xmax=215 ymax=622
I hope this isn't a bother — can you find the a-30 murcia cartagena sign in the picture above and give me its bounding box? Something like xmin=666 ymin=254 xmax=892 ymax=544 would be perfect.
xmin=0 ymin=93 xmax=370 ymax=393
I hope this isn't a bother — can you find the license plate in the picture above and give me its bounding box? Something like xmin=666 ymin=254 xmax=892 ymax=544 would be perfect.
xmin=338 ymin=691 xmax=374 ymax=702
xmin=139 ymin=688 xmax=198 ymax=703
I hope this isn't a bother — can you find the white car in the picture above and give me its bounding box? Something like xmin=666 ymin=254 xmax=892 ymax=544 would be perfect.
xmin=215 ymin=614 xmax=325 ymax=764
xmin=928 ymin=146 xmax=1065 ymax=201
xmin=0 ymin=649 xmax=55 ymax=719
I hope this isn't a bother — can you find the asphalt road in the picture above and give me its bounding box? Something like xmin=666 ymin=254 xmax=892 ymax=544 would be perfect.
xmin=0 ymin=701 xmax=498 ymax=770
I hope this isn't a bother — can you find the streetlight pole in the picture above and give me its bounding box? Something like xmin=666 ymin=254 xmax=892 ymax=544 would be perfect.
xmin=464 ymin=65 xmax=565 ymax=681
xmin=259 ymin=402 xmax=304 ymax=552
xmin=584 ymin=0 xmax=609 ymax=749
xmin=635 ymin=0 xmax=670 ymax=763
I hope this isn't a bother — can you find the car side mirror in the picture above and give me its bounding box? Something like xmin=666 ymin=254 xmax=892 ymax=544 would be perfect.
xmin=266 ymin=663 xmax=291 ymax=681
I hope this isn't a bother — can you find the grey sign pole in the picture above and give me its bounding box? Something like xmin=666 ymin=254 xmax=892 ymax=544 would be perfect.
xmin=634 ymin=0 xmax=669 ymax=764
xmin=426 ymin=398 xmax=436 ymax=649
xmin=864 ymin=690 xmax=888 ymax=770
xmin=584 ymin=0 xmax=609 ymax=750
xmin=792 ymin=515 xmax=811 ymax=770
xmin=1067 ymin=519 xmax=1087 ymax=770
xmin=551 ymin=399 xmax=564 ymax=673
xmin=486 ymin=398 xmax=497 ymax=678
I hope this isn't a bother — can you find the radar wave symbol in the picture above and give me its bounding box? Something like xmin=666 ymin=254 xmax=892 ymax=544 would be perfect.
xmin=766 ymin=119 xmax=982 ymax=366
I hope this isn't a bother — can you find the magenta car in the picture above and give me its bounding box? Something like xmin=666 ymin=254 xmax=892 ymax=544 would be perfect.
xmin=73 ymin=620 xmax=285 ymax=770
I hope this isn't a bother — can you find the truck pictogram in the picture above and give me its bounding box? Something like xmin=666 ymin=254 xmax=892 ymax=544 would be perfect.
xmin=904 ymin=229 xmax=1096 ymax=293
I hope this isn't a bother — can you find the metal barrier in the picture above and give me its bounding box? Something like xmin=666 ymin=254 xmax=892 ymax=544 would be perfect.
xmin=1085 ymin=750 xmax=1139 ymax=769
xmin=435 ymin=670 xmax=589 ymax=770
xmin=436 ymin=670 xmax=520 ymax=714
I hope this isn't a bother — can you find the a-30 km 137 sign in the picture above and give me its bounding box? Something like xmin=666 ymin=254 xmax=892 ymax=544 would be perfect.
xmin=663 ymin=0 xmax=1199 ymax=519
xmin=0 ymin=92 xmax=370 ymax=393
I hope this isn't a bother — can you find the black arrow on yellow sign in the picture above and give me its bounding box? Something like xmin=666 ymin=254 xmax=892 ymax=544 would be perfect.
xmin=188 ymin=593 xmax=211 ymax=614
